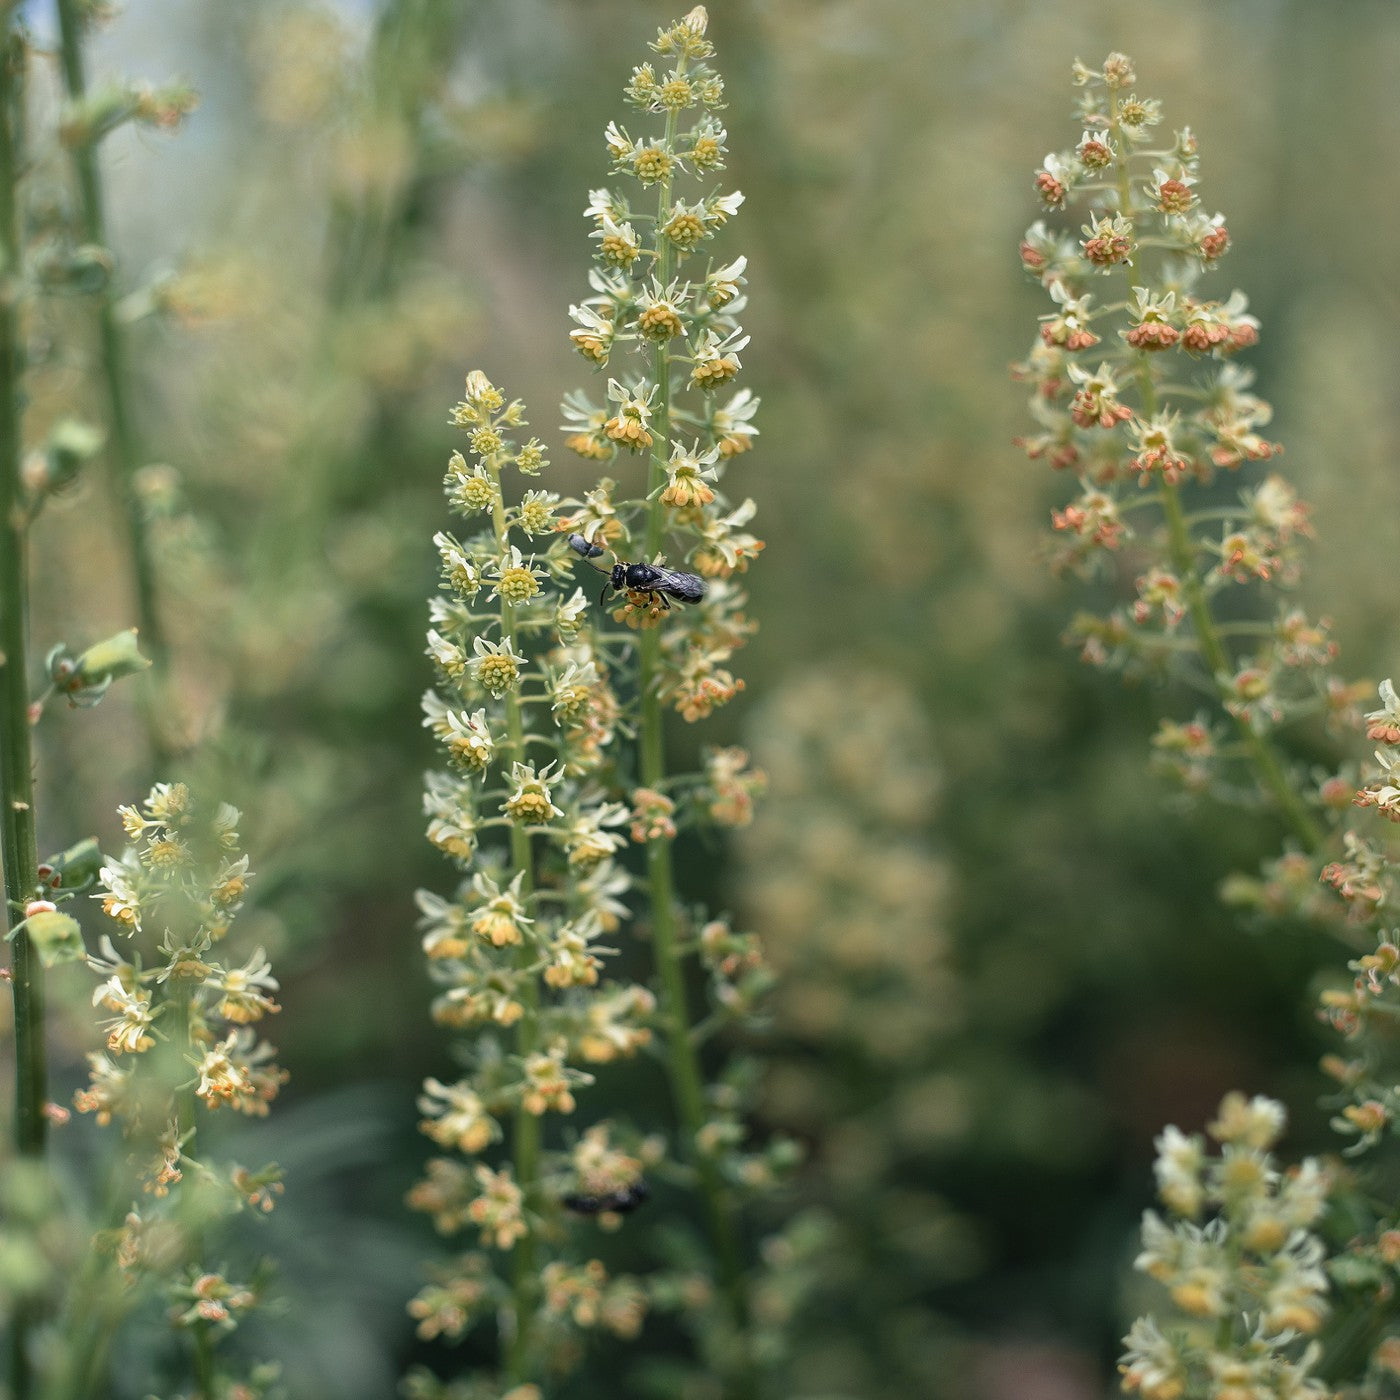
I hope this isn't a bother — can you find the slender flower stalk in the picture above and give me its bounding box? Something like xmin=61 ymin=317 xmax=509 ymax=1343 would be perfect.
xmin=54 ymin=784 xmax=287 ymax=1399
xmin=1 ymin=15 xmax=178 ymax=1393
xmin=410 ymin=373 xmax=648 ymax=1391
xmin=0 ymin=19 xmax=44 ymax=1398
xmin=0 ymin=0 xmax=41 ymax=1165
xmin=51 ymin=0 xmax=196 ymax=762
xmin=1020 ymin=54 xmax=1400 ymax=1396
xmin=409 ymin=16 xmax=782 ymax=1394
xmin=634 ymin=16 xmax=750 ymax=1331
xmin=562 ymin=13 xmax=763 ymax=1357
xmin=486 ymin=418 xmax=545 ymax=1382
xmin=1016 ymin=55 xmax=1349 ymax=873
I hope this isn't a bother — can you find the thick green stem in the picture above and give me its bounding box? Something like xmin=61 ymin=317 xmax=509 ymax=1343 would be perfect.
xmin=53 ymin=0 xmax=169 ymax=762
xmin=636 ymin=97 xmax=751 ymax=1354
xmin=489 ymin=472 xmax=541 ymax=1386
xmin=1107 ymin=93 xmax=1324 ymax=855
xmin=0 ymin=21 xmax=44 ymax=1400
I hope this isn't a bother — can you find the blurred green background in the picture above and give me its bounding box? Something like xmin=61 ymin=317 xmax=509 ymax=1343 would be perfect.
xmin=16 ymin=0 xmax=1400 ymax=1394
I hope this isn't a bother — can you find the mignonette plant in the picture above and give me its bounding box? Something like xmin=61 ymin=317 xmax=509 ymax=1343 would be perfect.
xmin=1121 ymin=1093 xmax=1332 ymax=1400
xmin=65 ymin=784 xmax=287 ymax=1397
xmin=1 ymin=4 xmax=212 ymax=1396
xmin=406 ymin=10 xmax=790 ymax=1396
xmin=1020 ymin=52 xmax=1400 ymax=1396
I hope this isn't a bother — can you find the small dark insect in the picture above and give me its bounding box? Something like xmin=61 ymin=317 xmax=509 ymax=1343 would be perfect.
xmin=567 ymin=532 xmax=605 ymax=559
xmin=566 ymin=534 xmax=707 ymax=610
xmin=562 ymin=1180 xmax=650 ymax=1216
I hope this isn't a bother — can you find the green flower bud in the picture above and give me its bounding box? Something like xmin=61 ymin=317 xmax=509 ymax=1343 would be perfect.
xmin=18 ymin=908 xmax=85 ymax=968
xmin=48 ymin=629 xmax=153 ymax=708
xmin=41 ymin=419 xmax=104 ymax=495
xmin=37 ymin=836 xmax=104 ymax=891
xmin=75 ymin=628 xmax=152 ymax=687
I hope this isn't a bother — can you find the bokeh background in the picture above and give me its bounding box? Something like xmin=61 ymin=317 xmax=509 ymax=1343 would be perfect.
xmin=17 ymin=0 xmax=1400 ymax=1395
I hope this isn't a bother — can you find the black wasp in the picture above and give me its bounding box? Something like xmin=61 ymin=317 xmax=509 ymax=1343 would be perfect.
xmin=568 ymin=533 xmax=707 ymax=610
xmin=561 ymin=1179 xmax=650 ymax=1216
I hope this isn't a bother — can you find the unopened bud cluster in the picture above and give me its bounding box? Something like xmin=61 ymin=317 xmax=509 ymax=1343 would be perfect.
xmin=1121 ymin=1095 xmax=1331 ymax=1400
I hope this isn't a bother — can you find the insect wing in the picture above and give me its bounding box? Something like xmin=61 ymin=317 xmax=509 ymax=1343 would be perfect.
xmin=562 ymin=1192 xmax=605 ymax=1215
xmin=568 ymin=533 xmax=605 ymax=559
xmin=611 ymin=1180 xmax=650 ymax=1212
xmin=655 ymin=567 xmax=707 ymax=603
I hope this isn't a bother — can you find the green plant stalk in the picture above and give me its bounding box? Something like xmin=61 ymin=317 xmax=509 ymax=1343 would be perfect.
xmin=1156 ymin=474 xmax=1324 ymax=850
xmin=174 ymin=983 xmax=198 ymax=1139
xmin=53 ymin=0 xmax=169 ymax=731
xmin=49 ymin=984 xmax=210 ymax=1398
xmin=0 ymin=1 xmax=40 ymax=1161
xmin=489 ymin=474 xmax=541 ymax=1385
xmin=325 ymin=0 xmax=456 ymax=309
xmin=190 ymin=1324 xmax=215 ymax=1399
xmin=0 ymin=22 xmax=45 ymax=1400
xmin=43 ymin=1187 xmax=130 ymax=1400
xmin=636 ymin=99 xmax=750 ymax=1341
xmin=1107 ymin=92 xmax=1324 ymax=856
xmin=173 ymin=980 xmax=214 ymax=1394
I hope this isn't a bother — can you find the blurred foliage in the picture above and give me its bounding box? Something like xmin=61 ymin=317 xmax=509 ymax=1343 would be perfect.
xmin=11 ymin=0 xmax=1400 ymax=1395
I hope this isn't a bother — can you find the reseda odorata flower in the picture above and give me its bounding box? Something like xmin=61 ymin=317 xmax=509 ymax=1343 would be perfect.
xmin=1022 ymin=54 xmax=1400 ymax=1400
xmin=1017 ymin=53 xmax=1351 ymax=901
xmin=74 ymin=784 xmax=285 ymax=1379
xmin=1121 ymin=1094 xmax=1331 ymax=1400
xmin=409 ymin=12 xmax=785 ymax=1393
xmin=412 ymin=368 xmax=651 ymax=1382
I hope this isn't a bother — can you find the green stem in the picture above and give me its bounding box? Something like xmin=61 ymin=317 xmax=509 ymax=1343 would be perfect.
xmin=637 ymin=96 xmax=751 ymax=1359
xmin=41 ymin=1177 xmax=132 ymax=1400
xmin=1157 ymin=479 xmax=1323 ymax=849
xmin=1107 ymin=91 xmax=1324 ymax=855
xmin=191 ymin=1323 xmax=215 ymax=1398
xmin=490 ymin=469 xmax=541 ymax=1386
xmin=0 ymin=0 xmax=39 ymax=1158
xmin=174 ymin=984 xmax=198 ymax=1142
xmin=53 ymin=0 xmax=169 ymax=764
xmin=172 ymin=985 xmax=215 ymax=1394
xmin=0 ymin=21 xmax=44 ymax=1400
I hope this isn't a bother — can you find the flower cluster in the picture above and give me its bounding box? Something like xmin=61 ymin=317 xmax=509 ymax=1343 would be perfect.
xmin=81 ymin=784 xmax=284 ymax=1134
xmin=411 ymin=369 xmax=654 ymax=1385
xmin=1023 ymin=58 xmax=1400 ymax=1399
xmin=562 ymin=5 xmax=761 ymax=717
xmin=1121 ymin=1095 xmax=1331 ymax=1400
xmin=1314 ymin=680 xmax=1400 ymax=1159
xmin=1016 ymin=54 xmax=1346 ymax=813
xmin=411 ymin=13 xmax=777 ymax=1391
xmin=558 ymin=9 xmax=786 ymax=1381
xmin=74 ymin=784 xmax=285 ymax=1383
xmin=738 ymin=666 xmax=964 ymax=1391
